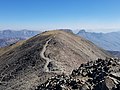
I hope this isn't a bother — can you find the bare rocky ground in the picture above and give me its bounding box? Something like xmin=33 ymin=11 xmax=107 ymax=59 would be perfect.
xmin=0 ymin=30 xmax=111 ymax=90
xmin=36 ymin=58 xmax=120 ymax=90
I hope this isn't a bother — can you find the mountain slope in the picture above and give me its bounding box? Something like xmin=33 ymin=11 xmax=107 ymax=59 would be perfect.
xmin=77 ymin=30 xmax=120 ymax=51
xmin=0 ymin=30 xmax=111 ymax=90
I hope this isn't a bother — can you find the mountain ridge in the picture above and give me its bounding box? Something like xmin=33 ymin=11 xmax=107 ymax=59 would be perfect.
xmin=0 ymin=30 xmax=111 ymax=90
xmin=77 ymin=30 xmax=120 ymax=51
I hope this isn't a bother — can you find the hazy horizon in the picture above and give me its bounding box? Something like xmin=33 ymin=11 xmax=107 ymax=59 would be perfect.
xmin=0 ymin=28 xmax=120 ymax=34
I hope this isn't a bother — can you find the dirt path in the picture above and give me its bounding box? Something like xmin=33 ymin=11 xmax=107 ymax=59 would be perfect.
xmin=40 ymin=39 xmax=52 ymax=72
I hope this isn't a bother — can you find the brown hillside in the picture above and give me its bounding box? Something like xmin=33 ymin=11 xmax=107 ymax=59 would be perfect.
xmin=0 ymin=30 xmax=111 ymax=90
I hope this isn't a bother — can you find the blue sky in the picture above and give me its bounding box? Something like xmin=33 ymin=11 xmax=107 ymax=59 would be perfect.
xmin=0 ymin=0 xmax=120 ymax=32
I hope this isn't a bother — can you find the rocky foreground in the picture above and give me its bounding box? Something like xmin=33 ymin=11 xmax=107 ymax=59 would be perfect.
xmin=35 ymin=58 xmax=120 ymax=90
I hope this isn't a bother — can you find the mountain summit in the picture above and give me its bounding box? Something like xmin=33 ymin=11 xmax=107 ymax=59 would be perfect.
xmin=0 ymin=30 xmax=111 ymax=89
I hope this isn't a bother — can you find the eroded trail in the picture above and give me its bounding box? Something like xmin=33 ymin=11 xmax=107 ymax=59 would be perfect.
xmin=40 ymin=39 xmax=52 ymax=72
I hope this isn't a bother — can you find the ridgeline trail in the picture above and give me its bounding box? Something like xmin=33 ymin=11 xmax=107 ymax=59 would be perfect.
xmin=40 ymin=38 xmax=52 ymax=72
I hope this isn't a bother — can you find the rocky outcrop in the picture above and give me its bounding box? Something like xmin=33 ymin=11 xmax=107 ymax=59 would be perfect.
xmin=36 ymin=58 xmax=120 ymax=90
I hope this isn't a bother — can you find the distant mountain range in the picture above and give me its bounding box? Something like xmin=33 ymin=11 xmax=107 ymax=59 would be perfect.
xmin=1 ymin=29 xmax=120 ymax=53
xmin=108 ymin=50 xmax=120 ymax=58
xmin=0 ymin=29 xmax=40 ymax=39
xmin=77 ymin=30 xmax=120 ymax=51
xmin=0 ymin=38 xmax=24 ymax=47
xmin=0 ymin=29 xmax=40 ymax=47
